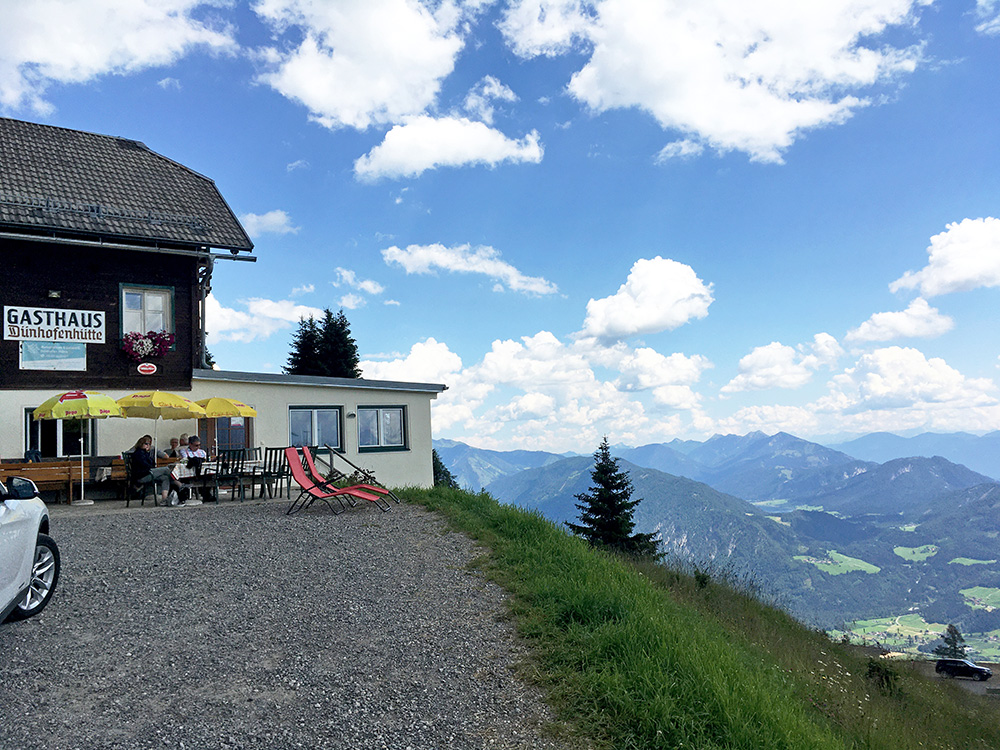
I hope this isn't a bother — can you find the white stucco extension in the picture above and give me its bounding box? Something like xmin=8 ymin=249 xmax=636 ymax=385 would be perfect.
xmin=3 ymin=369 xmax=446 ymax=490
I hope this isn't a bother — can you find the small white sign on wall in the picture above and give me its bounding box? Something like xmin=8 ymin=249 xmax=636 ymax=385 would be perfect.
xmin=19 ymin=341 xmax=87 ymax=371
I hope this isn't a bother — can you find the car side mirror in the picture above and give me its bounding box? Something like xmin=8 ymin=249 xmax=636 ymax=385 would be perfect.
xmin=7 ymin=477 xmax=40 ymax=500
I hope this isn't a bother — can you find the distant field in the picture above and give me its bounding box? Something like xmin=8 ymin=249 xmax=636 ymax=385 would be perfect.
xmin=949 ymin=557 xmax=997 ymax=566
xmin=836 ymin=616 xmax=1000 ymax=660
xmin=960 ymin=586 xmax=1000 ymax=610
xmin=794 ymin=550 xmax=880 ymax=575
xmin=766 ymin=515 xmax=790 ymax=526
xmin=894 ymin=544 xmax=939 ymax=562
xmin=899 ymin=523 xmax=918 ymax=532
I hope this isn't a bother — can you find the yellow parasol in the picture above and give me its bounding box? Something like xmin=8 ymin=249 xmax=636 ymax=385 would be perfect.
xmin=33 ymin=390 xmax=124 ymax=506
xmin=116 ymin=391 xmax=206 ymax=454
xmin=195 ymin=397 xmax=257 ymax=418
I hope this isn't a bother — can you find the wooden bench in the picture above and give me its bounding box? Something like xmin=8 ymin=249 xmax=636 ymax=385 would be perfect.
xmin=0 ymin=461 xmax=77 ymax=503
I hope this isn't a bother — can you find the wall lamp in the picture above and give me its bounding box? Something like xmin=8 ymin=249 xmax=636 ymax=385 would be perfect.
xmin=47 ymin=290 xmax=61 ymax=299
xmin=346 ymin=412 xmax=357 ymax=419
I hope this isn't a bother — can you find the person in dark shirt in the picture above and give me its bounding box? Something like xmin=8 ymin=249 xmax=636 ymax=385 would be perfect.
xmin=129 ymin=435 xmax=181 ymax=505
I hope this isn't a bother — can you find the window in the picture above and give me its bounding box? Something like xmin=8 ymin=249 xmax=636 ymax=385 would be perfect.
xmin=358 ymin=406 xmax=407 ymax=451
xmin=121 ymin=285 xmax=173 ymax=335
xmin=289 ymin=406 xmax=342 ymax=450
xmin=24 ymin=408 xmax=91 ymax=459
xmin=198 ymin=417 xmax=253 ymax=452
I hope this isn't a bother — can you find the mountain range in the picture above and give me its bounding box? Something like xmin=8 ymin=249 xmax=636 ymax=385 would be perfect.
xmin=435 ymin=431 xmax=1000 ymax=628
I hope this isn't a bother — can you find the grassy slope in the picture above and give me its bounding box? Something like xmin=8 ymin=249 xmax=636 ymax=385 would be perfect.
xmin=408 ymin=487 xmax=1000 ymax=750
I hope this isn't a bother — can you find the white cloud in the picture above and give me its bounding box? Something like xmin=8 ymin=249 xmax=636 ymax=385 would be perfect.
xmin=845 ymin=297 xmax=954 ymax=342
xmin=890 ymin=218 xmax=1000 ymax=297
xmin=354 ymin=115 xmax=543 ymax=180
xmin=382 ymin=242 xmax=558 ymax=295
xmin=976 ymin=0 xmax=1000 ymax=34
xmin=157 ymin=76 xmax=181 ymax=90
xmin=239 ymin=209 xmax=300 ymax=238
xmin=253 ymin=0 xmax=466 ymax=131
xmin=464 ymin=75 xmax=518 ymax=124
xmin=333 ymin=267 xmax=385 ymax=296
xmin=722 ymin=342 xmax=812 ymax=394
xmin=721 ymin=333 xmax=842 ymax=394
xmin=655 ymin=139 xmax=704 ymax=162
xmin=338 ymin=293 xmax=365 ymax=310
xmin=0 ymin=0 xmax=235 ymax=114
xmin=498 ymin=0 xmax=592 ymax=57
xmin=360 ymin=337 xmax=462 ymax=383
xmin=286 ymin=159 xmax=309 ymax=172
xmin=290 ymin=283 xmax=314 ymax=296
xmin=501 ymin=0 xmax=928 ymax=163
xmin=825 ymin=346 xmax=996 ymax=412
xmin=581 ymin=256 xmax=713 ymax=341
xmin=205 ymin=293 xmax=323 ymax=343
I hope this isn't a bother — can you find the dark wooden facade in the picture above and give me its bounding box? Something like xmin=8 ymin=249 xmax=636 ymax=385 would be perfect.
xmin=2 ymin=238 xmax=203 ymax=391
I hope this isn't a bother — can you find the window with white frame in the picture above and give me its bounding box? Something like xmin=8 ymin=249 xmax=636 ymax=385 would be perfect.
xmin=122 ymin=285 xmax=173 ymax=335
xmin=357 ymin=406 xmax=407 ymax=451
xmin=24 ymin=408 xmax=91 ymax=459
xmin=289 ymin=406 xmax=342 ymax=450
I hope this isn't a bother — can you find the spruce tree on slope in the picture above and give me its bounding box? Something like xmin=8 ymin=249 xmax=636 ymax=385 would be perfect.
xmin=432 ymin=449 xmax=460 ymax=489
xmin=933 ymin=623 xmax=968 ymax=659
xmin=566 ymin=437 xmax=660 ymax=558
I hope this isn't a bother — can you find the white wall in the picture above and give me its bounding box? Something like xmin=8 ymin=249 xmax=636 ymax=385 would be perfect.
xmin=1 ymin=377 xmax=440 ymax=489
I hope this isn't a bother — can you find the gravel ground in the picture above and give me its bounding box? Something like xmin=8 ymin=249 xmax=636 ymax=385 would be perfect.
xmin=0 ymin=498 xmax=579 ymax=750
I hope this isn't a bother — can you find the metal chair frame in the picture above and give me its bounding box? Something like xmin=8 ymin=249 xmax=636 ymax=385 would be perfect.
xmin=283 ymin=447 xmax=384 ymax=515
xmin=302 ymin=446 xmax=391 ymax=511
xmin=255 ymin=446 xmax=291 ymax=499
xmin=214 ymin=449 xmax=248 ymax=502
xmin=323 ymin=444 xmax=401 ymax=504
xmin=122 ymin=451 xmax=157 ymax=507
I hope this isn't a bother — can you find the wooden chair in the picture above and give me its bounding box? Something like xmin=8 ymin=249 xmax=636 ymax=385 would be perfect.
xmin=283 ymin=447 xmax=383 ymax=515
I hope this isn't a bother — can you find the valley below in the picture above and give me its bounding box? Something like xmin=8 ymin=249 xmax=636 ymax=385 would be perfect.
xmin=436 ymin=430 xmax=1000 ymax=658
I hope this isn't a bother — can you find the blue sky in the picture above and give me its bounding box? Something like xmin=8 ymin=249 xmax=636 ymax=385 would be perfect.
xmin=4 ymin=0 xmax=1000 ymax=452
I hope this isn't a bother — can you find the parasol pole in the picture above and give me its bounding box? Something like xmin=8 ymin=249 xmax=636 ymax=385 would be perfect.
xmin=76 ymin=421 xmax=92 ymax=506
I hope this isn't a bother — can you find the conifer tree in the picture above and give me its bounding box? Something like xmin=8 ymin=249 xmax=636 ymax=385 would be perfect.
xmin=284 ymin=308 xmax=361 ymax=377
xmin=933 ymin=623 xmax=968 ymax=659
xmin=284 ymin=316 xmax=323 ymax=375
xmin=318 ymin=308 xmax=361 ymax=378
xmin=432 ymin=449 xmax=459 ymax=489
xmin=566 ymin=437 xmax=660 ymax=557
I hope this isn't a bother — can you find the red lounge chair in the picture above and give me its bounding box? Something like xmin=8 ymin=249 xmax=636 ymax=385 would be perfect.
xmin=301 ymin=446 xmax=393 ymax=508
xmin=284 ymin=447 xmax=389 ymax=515
xmin=323 ymin=444 xmax=402 ymax=505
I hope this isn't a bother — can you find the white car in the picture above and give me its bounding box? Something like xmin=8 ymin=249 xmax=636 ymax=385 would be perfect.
xmin=1 ymin=477 xmax=60 ymax=623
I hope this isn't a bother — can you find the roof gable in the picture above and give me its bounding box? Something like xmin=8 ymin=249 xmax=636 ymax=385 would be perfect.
xmin=0 ymin=118 xmax=253 ymax=252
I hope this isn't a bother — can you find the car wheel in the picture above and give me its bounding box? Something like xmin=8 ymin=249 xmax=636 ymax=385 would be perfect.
xmin=6 ymin=535 xmax=60 ymax=622
xmin=979 ymin=673 xmax=988 ymax=682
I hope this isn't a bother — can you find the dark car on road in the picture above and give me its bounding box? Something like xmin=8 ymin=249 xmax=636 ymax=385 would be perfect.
xmin=935 ymin=658 xmax=992 ymax=681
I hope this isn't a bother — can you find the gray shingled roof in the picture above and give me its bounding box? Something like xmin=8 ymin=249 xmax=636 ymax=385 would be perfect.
xmin=0 ymin=117 xmax=253 ymax=251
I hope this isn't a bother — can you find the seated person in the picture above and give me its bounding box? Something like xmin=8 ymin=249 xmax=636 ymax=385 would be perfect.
xmin=129 ymin=435 xmax=182 ymax=505
xmin=177 ymin=435 xmax=212 ymax=504
xmin=164 ymin=437 xmax=181 ymax=458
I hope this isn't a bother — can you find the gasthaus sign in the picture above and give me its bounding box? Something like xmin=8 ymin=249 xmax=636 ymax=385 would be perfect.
xmin=4 ymin=306 xmax=105 ymax=344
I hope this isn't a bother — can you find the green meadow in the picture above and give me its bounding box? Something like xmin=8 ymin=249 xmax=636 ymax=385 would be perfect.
xmin=960 ymin=586 xmax=1000 ymax=610
xmin=893 ymin=544 xmax=939 ymax=562
xmin=794 ymin=550 xmax=881 ymax=575
xmin=410 ymin=487 xmax=1000 ymax=750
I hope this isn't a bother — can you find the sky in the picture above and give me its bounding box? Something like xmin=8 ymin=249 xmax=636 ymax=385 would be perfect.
xmin=3 ymin=0 xmax=1000 ymax=453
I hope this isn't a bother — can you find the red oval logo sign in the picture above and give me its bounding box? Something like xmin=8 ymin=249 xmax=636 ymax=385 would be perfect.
xmin=137 ymin=362 xmax=158 ymax=375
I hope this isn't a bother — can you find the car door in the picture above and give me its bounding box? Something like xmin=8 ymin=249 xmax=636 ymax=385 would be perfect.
xmin=0 ymin=491 xmax=36 ymax=615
